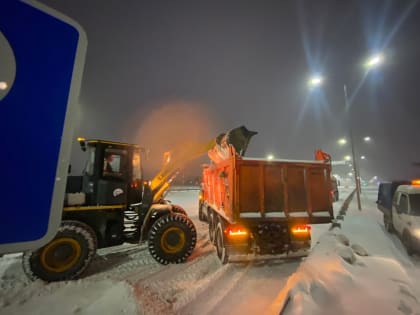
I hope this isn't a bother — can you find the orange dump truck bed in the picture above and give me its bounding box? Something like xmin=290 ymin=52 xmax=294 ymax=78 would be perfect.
xmin=199 ymin=128 xmax=334 ymax=262
xmin=202 ymin=152 xmax=334 ymax=225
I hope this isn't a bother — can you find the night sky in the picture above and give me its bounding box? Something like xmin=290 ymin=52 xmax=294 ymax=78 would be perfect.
xmin=39 ymin=0 xmax=420 ymax=181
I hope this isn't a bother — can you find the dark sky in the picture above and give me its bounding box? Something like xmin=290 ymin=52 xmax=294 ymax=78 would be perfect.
xmin=39 ymin=0 xmax=420 ymax=181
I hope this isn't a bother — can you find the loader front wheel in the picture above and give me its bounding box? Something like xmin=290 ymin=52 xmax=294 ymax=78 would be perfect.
xmin=172 ymin=204 xmax=187 ymax=216
xmin=22 ymin=220 xmax=97 ymax=282
xmin=148 ymin=213 xmax=197 ymax=264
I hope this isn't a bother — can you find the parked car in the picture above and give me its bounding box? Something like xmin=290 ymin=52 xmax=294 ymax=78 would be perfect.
xmin=388 ymin=184 xmax=420 ymax=255
xmin=376 ymin=180 xmax=410 ymax=231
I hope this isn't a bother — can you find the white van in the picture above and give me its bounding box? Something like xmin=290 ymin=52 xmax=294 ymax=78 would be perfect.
xmin=390 ymin=184 xmax=420 ymax=255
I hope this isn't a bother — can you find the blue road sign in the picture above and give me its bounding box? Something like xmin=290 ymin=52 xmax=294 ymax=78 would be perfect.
xmin=0 ymin=1 xmax=87 ymax=253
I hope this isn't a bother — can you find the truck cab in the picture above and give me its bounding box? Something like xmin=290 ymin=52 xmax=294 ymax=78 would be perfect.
xmin=390 ymin=184 xmax=420 ymax=255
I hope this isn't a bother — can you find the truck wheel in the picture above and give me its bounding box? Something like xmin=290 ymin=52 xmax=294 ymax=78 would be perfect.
xmin=22 ymin=220 xmax=97 ymax=282
xmin=208 ymin=212 xmax=216 ymax=244
xmin=148 ymin=213 xmax=197 ymax=264
xmin=215 ymin=222 xmax=229 ymax=264
xmin=384 ymin=215 xmax=393 ymax=233
xmin=198 ymin=203 xmax=206 ymax=222
xmin=403 ymin=231 xmax=414 ymax=256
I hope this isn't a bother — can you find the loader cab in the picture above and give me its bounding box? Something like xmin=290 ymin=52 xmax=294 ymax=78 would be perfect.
xmin=78 ymin=138 xmax=144 ymax=206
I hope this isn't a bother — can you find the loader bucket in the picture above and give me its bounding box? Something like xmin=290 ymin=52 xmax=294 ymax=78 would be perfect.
xmin=216 ymin=125 xmax=258 ymax=156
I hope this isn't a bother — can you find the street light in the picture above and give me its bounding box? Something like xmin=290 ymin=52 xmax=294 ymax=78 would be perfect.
xmin=267 ymin=154 xmax=274 ymax=161
xmin=363 ymin=136 xmax=371 ymax=142
xmin=364 ymin=53 xmax=384 ymax=69
xmin=343 ymin=84 xmax=362 ymax=210
xmin=308 ymin=75 xmax=324 ymax=88
xmin=308 ymin=52 xmax=384 ymax=210
xmin=338 ymin=138 xmax=347 ymax=146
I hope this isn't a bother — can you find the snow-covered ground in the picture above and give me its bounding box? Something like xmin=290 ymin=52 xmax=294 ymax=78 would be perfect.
xmin=1 ymin=186 xmax=420 ymax=315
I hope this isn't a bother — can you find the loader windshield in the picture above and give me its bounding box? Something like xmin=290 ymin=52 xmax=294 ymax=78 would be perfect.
xmin=132 ymin=151 xmax=142 ymax=181
xmin=85 ymin=146 xmax=96 ymax=176
xmin=103 ymin=148 xmax=127 ymax=178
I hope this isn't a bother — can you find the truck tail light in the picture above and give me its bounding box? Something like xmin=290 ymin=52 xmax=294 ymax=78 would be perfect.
xmin=226 ymin=226 xmax=248 ymax=238
xmin=291 ymin=225 xmax=311 ymax=235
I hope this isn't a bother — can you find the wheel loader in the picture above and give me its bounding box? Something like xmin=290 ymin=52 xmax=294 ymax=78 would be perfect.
xmin=23 ymin=137 xmax=215 ymax=282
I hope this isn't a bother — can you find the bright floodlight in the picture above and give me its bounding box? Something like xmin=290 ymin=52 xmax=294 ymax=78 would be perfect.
xmin=365 ymin=53 xmax=384 ymax=69
xmin=0 ymin=81 xmax=7 ymax=90
xmin=344 ymin=155 xmax=351 ymax=161
xmin=363 ymin=136 xmax=371 ymax=142
xmin=267 ymin=154 xmax=274 ymax=160
xmin=308 ymin=75 xmax=324 ymax=87
xmin=361 ymin=155 xmax=366 ymax=160
xmin=337 ymin=138 xmax=347 ymax=145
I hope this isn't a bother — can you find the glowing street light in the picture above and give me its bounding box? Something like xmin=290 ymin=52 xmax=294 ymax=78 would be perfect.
xmin=267 ymin=154 xmax=274 ymax=161
xmin=360 ymin=155 xmax=366 ymax=160
xmin=337 ymin=138 xmax=347 ymax=146
xmin=364 ymin=53 xmax=384 ymax=69
xmin=344 ymin=155 xmax=352 ymax=161
xmin=307 ymin=53 xmax=384 ymax=210
xmin=308 ymin=75 xmax=324 ymax=88
xmin=363 ymin=136 xmax=371 ymax=142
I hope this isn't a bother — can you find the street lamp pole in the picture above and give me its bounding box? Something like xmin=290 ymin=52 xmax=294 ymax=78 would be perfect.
xmin=343 ymin=84 xmax=362 ymax=210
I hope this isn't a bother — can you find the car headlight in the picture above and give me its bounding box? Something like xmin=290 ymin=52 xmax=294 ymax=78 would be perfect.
xmin=412 ymin=229 xmax=420 ymax=239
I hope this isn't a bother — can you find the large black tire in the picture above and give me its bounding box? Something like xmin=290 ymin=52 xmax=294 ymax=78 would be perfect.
xmin=148 ymin=213 xmax=197 ymax=264
xmin=198 ymin=202 xmax=206 ymax=222
xmin=215 ymin=221 xmax=229 ymax=264
xmin=172 ymin=204 xmax=187 ymax=216
xmin=208 ymin=212 xmax=216 ymax=244
xmin=22 ymin=220 xmax=97 ymax=282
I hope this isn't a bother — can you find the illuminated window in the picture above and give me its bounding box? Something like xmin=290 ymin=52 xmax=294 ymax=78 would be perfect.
xmin=103 ymin=148 xmax=127 ymax=179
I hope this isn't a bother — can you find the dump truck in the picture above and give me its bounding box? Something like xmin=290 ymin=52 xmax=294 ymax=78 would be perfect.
xmin=198 ymin=126 xmax=334 ymax=263
xmin=23 ymin=137 xmax=215 ymax=282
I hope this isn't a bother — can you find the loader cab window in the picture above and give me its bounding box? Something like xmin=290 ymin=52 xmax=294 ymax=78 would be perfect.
xmin=132 ymin=151 xmax=142 ymax=181
xmin=85 ymin=146 xmax=96 ymax=176
xmin=103 ymin=148 xmax=127 ymax=179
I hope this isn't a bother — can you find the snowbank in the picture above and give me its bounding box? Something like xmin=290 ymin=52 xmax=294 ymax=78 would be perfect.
xmin=269 ymin=192 xmax=420 ymax=315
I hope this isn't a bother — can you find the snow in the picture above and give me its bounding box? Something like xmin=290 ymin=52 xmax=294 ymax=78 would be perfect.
xmin=1 ymin=187 xmax=420 ymax=315
xmin=269 ymin=187 xmax=420 ymax=315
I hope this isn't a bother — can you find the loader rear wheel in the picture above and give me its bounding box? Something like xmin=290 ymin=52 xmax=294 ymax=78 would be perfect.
xmin=148 ymin=213 xmax=197 ymax=264
xmin=22 ymin=220 xmax=97 ymax=282
xmin=215 ymin=222 xmax=229 ymax=264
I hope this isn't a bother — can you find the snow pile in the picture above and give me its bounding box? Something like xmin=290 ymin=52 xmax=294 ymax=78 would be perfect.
xmin=0 ymin=252 xmax=137 ymax=315
xmin=270 ymin=195 xmax=420 ymax=315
